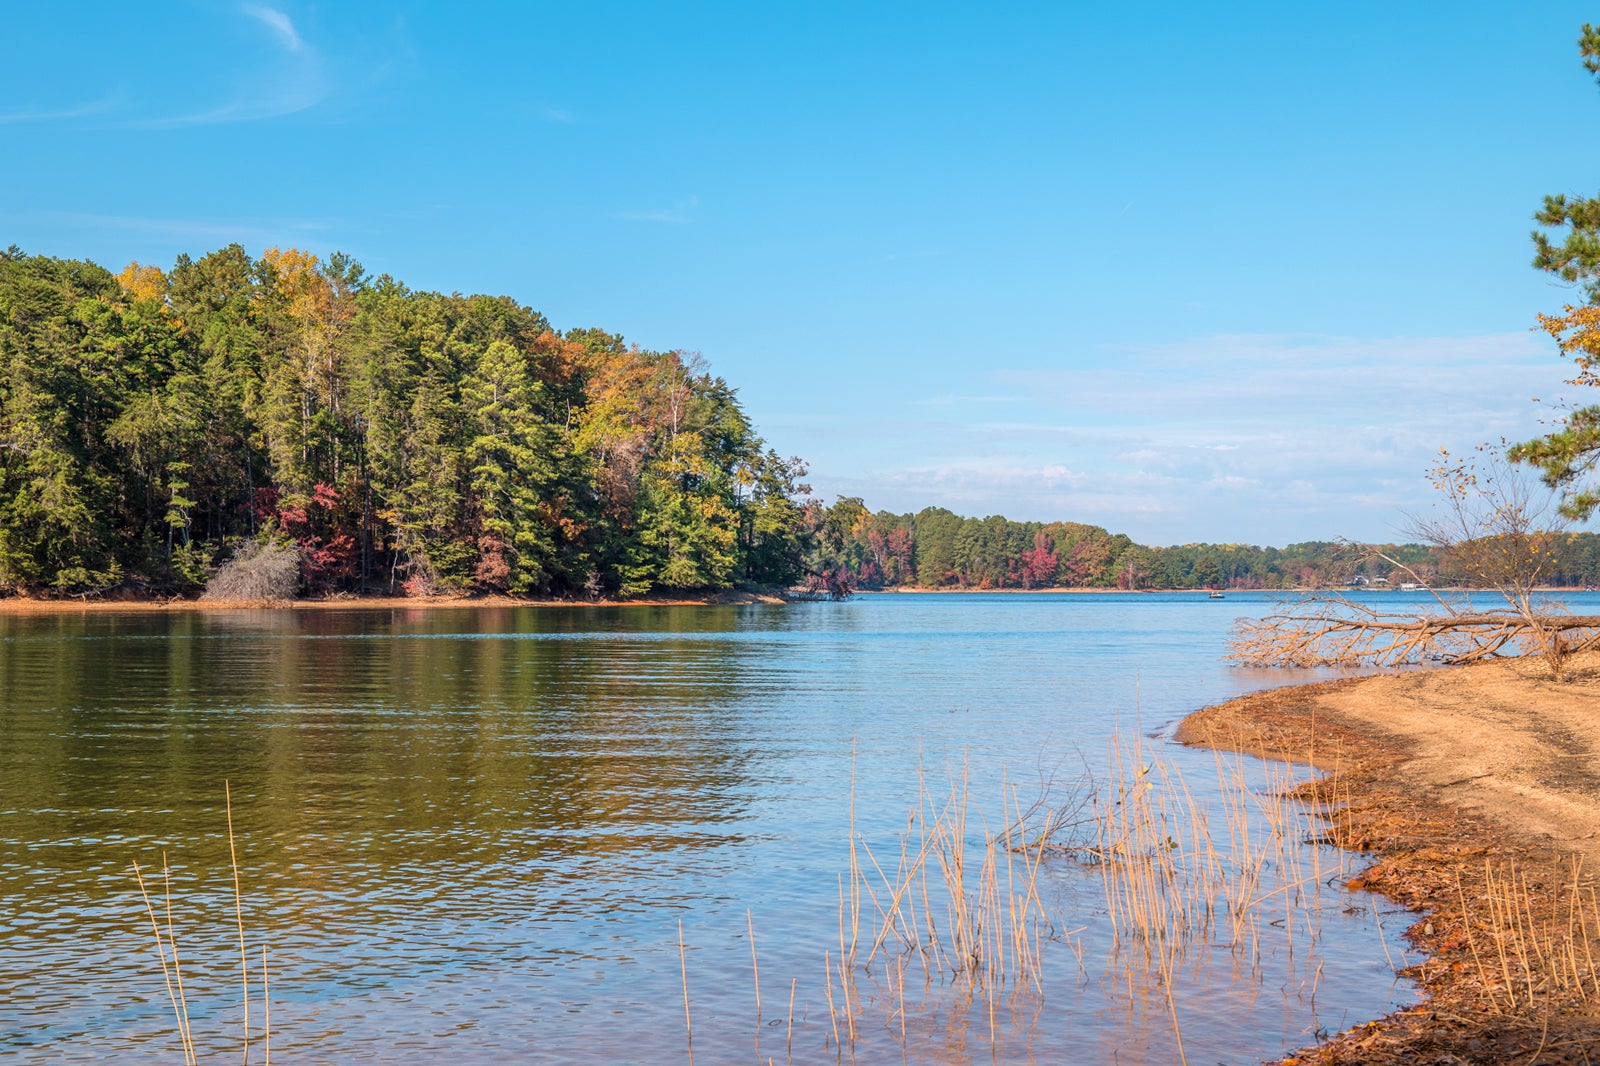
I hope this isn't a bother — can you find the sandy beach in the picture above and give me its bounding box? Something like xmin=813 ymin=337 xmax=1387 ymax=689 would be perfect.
xmin=1178 ymin=657 xmax=1600 ymax=1063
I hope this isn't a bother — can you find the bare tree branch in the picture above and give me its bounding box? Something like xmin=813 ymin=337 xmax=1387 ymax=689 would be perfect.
xmin=1231 ymin=600 xmax=1600 ymax=670
xmin=1233 ymin=446 xmax=1589 ymax=679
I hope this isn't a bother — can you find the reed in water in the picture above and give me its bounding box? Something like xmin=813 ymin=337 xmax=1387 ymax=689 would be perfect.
xmin=132 ymin=784 xmax=271 ymax=1064
xmin=801 ymin=734 xmax=1365 ymax=1061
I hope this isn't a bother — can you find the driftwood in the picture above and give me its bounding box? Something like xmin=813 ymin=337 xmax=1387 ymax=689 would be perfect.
xmin=1230 ymin=598 xmax=1600 ymax=670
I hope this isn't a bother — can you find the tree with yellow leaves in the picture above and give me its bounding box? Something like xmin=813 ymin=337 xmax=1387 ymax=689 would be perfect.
xmin=115 ymin=261 xmax=168 ymax=305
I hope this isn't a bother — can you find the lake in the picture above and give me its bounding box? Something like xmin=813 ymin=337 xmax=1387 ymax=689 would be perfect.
xmin=0 ymin=591 xmax=1435 ymax=1064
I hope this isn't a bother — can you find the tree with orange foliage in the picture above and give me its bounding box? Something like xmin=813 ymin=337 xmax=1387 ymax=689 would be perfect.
xmin=1513 ymin=25 xmax=1600 ymax=518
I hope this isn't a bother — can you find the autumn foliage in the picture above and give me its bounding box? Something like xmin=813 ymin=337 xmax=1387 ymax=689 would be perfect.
xmin=0 ymin=245 xmax=809 ymax=598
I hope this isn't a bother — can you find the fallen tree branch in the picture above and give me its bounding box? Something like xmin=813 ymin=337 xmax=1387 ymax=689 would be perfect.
xmin=1230 ymin=601 xmax=1600 ymax=670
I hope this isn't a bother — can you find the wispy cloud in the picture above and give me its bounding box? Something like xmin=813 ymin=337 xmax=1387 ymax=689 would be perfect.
xmin=0 ymin=94 xmax=121 ymax=124
xmin=880 ymin=246 xmax=949 ymax=263
xmin=5 ymin=210 xmax=336 ymax=248
xmin=1 ymin=7 xmax=325 ymax=130
xmin=816 ymin=459 xmax=1095 ymax=514
xmin=135 ymin=4 xmax=328 ymax=127
xmin=806 ymin=330 xmax=1580 ymax=544
xmin=135 ymin=89 xmax=326 ymax=129
xmin=911 ymin=393 xmax=1019 ymax=408
xmin=817 ymin=462 xmax=1178 ymax=524
xmin=613 ymin=196 xmax=700 ymax=225
xmin=240 ymin=3 xmax=304 ymax=52
xmin=536 ymin=104 xmax=576 ymax=124
xmin=990 ymin=332 xmax=1565 ymax=434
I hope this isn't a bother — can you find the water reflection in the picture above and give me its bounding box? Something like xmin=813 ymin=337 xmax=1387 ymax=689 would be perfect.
xmin=0 ymin=593 xmax=1461 ymax=1063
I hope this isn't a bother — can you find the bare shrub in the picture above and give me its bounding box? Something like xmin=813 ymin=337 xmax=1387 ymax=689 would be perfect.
xmin=202 ymin=540 xmax=301 ymax=602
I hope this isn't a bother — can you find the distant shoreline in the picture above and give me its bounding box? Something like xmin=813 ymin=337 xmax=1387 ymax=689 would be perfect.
xmin=3 ymin=584 xmax=1591 ymax=615
xmin=864 ymin=584 xmax=1595 ymax=595
xmin=867 ymin=586 xmax=1234 ymax=595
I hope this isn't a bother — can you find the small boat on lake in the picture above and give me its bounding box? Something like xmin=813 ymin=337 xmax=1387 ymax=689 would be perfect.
xmin=1208 ymin=591 xmax=1226 ymax=599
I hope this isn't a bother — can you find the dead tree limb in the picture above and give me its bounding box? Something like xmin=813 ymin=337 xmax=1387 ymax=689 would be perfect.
xmin=1230 ymin=598 xmax=1600 ymax=671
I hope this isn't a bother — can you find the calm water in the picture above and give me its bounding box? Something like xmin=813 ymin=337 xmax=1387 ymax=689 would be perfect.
xmin=0 ymin=592 xmax=1443 ymax=1063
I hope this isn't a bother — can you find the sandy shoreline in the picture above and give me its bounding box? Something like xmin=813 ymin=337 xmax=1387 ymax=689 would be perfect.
xmin=0 ymin=589 xmax=789 ymax=614
xmin=1177 ymin=658 xmax=1600 ymax=1063
xmin=0 ymin=586 xmax=1261 ymax=614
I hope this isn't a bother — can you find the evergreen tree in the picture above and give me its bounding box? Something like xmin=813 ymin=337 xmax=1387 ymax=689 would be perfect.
xmin=461 ymin=340 xmax=563 ymax=593
xmin=1514 ymin=25 xmax=1600 ymax=517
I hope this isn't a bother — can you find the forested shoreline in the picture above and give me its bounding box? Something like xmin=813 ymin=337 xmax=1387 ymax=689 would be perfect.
xmin=806 ymin=500 xmax=1600 ymax=591
xmin=0 ymin=246 xmax=810 ymax=598
xmin=8 ymin=244 xmax=1600 ymax=602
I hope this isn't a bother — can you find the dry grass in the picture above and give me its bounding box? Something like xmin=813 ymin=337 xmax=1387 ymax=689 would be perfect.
xmin=752 ymin=736 xmax=1376 ymax=1060
xmin=1080 ymin=731 xmax=1366 ymax=1065
xmin=131 ymin=783 xmax=270 ymax=1063
xmin=1453 ymin=857 xmax=1600 ymax=1013
xmin=843 ymin=759 xmax=1055 ymax=997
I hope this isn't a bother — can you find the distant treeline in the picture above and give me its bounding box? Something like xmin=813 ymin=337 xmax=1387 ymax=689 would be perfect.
xmin=0 ymin=246 xmax=809 ymax=597
xmin=806 ymin=499 xmax=1600 ymax=590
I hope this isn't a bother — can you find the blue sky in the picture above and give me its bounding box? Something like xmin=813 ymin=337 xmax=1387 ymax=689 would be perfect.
xmin=5 ymin=2 xmax=1600 ymax=545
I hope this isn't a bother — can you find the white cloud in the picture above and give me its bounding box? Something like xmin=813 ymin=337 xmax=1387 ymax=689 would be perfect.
xmin=0 ymin=95 xmax=120 ymax=123
xmin=0 ymin=8 xmax=330 ymax=129
xmin=806 ymin=330 xmax=1584 ymax=544
xmin=241 ymin=4 xmax=304 ymax=52
xmin=135 ymin=5 xmax=327 ymax=127
xmin=5 ymin=209 xmax=335 ymax=247
xmin=993 ymin=331 xmax=1560 ymax=425
xmin=613 ymin=196 xmax=700 ymax=225
xmin=136 ymin=93 xmax=323 ymax=128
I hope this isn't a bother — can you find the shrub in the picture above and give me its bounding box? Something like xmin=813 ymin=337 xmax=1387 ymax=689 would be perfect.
xmin=201 ymin=539 xmax=301 ymax=602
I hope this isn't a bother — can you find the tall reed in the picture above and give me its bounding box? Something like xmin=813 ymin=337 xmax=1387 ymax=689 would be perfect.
xmin=823 ymin=734 xmax=1366 ymax=1059
xmin=847 ymin=758 xmax=1055 ymax=997
xmin=1455 ymin=857 xmax=1600 ymax=1012
xmin=132 ymin=783 xmax=270 ymax=1063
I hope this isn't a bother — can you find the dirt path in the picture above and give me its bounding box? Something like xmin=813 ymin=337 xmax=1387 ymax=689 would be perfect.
xmin=1177 ymin=656 xmax=1600 ymax=1064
